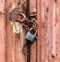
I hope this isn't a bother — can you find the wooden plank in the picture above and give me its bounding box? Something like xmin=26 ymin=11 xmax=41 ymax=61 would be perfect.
xmin=36 ymin=0 xmax=41 ymax=62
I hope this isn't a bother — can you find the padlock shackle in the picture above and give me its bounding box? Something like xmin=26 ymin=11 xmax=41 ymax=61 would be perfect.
xmin=29 ymin=28 xmax=37 ymax=35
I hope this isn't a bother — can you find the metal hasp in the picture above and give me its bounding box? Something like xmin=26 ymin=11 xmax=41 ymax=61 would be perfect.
xmin=26 ymin=0 xmax=30 ymax=62
xmin=26 ymin=0 xmax=30 ymax=18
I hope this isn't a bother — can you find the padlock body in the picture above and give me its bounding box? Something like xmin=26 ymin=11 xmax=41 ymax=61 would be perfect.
xmin=26 ymin=31 xmax=36 ymax=42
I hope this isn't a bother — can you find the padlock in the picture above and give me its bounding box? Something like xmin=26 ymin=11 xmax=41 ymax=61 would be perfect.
xmin=25 ymin=28 xmax=37 ymax=42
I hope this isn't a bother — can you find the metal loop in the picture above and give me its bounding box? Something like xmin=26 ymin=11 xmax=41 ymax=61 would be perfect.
xmin=18 ymin=13 xmax=26 ymax=22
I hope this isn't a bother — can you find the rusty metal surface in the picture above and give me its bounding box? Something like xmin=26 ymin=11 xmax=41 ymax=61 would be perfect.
xmin=0 ymin=0 xmax=60 ymax=62
xmin=6 ymin=0 xmax=26 ymax=62
xmin=55 ymin=0 xmax=60 ymax=62
xmin=0 ymin=0 xmax=6 ymax=62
